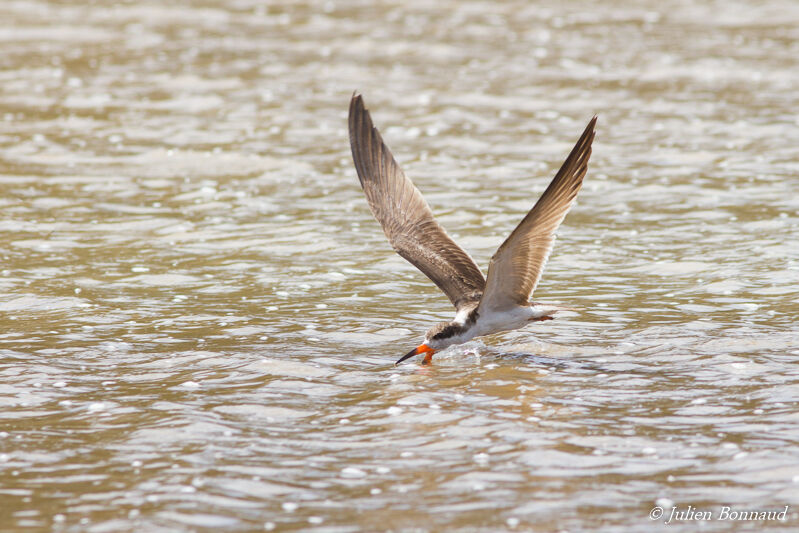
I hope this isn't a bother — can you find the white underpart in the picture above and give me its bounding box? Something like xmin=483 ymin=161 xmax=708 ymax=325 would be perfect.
xmin=472 ymin=304 xmax=552 ymax=337
xmin=427 ymin=304 xmax=564 ymax=351
xmin=453 ymin=307 xmax=472 ymax=325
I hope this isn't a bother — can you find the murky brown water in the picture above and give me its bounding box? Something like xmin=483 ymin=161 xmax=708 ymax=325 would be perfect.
xmin=1 ymin=0 xmax=798 ymax=531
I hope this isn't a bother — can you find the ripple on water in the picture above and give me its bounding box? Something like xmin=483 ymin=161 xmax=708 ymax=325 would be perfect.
xmin=0 ymin=295 xmax=89 ymax=312
xmin=1 ymin=0 xmax=799 ymax=531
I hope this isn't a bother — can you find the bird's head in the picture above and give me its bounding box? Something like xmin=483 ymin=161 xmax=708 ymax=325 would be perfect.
xmin=395 ymin=322 xmax=462 ymax=365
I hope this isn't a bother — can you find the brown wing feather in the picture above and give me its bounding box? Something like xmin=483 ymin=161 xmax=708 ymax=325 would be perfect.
xmin=478 ymin=116 xmax=597 ymax=312
xmin=348 ymin=93 xmax=486 ymax=311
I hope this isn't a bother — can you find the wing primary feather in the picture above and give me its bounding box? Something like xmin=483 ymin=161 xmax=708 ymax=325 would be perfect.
xmin=348 ymin=93 xmax=486 ymax=311
xmin=478 ymin=116 xmax=597 ymax=312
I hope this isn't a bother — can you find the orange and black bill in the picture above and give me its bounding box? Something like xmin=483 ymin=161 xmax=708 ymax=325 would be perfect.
xmin=395 ymin=344 xmax=435 ymax=366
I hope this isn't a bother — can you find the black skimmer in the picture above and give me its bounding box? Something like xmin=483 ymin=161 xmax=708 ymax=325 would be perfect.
xmin=348 ymin=94 xmax=596 ymax=365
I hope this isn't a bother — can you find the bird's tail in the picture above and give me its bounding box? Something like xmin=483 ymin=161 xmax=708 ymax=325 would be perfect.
xmin=529 ymin=303 xmax=582 ymax=319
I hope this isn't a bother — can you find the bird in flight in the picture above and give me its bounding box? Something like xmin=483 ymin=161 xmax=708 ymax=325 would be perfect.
xmin=348 ymin=93 xmax=596 ymax=365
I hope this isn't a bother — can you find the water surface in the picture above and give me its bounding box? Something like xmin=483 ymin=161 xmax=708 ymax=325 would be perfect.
xmin=1 ymin=0 xmax=798 ymax=531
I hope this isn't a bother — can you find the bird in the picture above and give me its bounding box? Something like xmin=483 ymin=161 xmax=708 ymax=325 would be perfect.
xmin=348 ymin=93 xmax=596 ymax=366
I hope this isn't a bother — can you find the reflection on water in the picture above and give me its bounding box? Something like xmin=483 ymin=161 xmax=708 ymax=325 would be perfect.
xmin=1 ymin=0 xmax=798 ymax=531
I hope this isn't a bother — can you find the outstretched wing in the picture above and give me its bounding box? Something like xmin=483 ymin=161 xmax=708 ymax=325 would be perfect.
xmin=478 ymin=116 xmax=597 ymax=313
xmin=349 ymin=93 xmax=485 ymax=311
